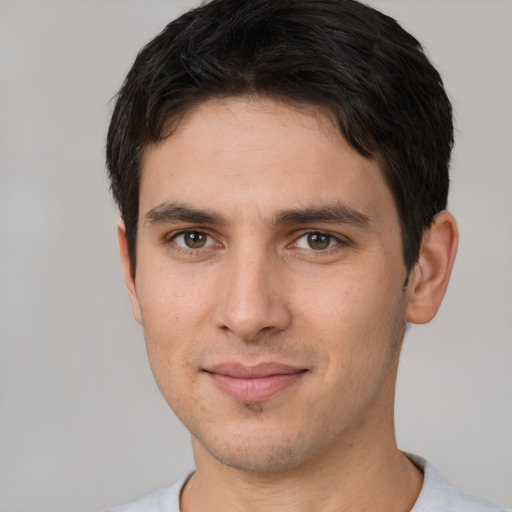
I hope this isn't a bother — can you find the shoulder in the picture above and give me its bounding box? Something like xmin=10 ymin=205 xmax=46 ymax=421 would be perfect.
xmin=409 ymin=454 xmax=509 ymax=512
xmin=105 ymin=474 xmax=191 ymax=512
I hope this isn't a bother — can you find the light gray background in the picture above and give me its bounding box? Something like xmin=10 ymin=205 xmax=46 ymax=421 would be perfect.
xmin=0 ymin=1 xmax=511 ymax=511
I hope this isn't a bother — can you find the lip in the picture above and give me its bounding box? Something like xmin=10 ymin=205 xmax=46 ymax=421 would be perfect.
xmin=205 ymin=363 xmax=307 ymax=402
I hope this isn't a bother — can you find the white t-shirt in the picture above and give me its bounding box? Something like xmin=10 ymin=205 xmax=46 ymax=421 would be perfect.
xmin=107 ymin=455 xmax=508 ymax=511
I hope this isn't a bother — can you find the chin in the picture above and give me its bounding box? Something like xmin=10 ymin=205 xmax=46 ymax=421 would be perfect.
xmin=210 ymin=442 xmax=307 ymax=473
xmin=193 ymin=421 xmax=319 ymax=473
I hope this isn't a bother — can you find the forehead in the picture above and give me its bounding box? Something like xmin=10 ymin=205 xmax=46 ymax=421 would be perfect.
xmin=139 ymin=96 xmax=396 ymax=226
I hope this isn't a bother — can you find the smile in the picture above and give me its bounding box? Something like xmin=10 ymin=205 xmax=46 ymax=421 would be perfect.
xmin=204 ymin=363 xmax=307 ymax=402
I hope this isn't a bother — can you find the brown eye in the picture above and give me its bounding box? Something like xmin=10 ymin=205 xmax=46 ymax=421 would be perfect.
xmin=184 ymin=232 xmax=207 ymax=248
xmin=295 ymin=232 xmax=338 ymax=251
xmin=306 ymin=233 xmax=331 ymax=250
xmin=173 ymin=231 xmax=213 ymax=249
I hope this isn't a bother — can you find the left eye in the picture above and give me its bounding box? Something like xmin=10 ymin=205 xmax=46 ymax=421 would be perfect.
xmin=172 ymin=231 xmax=215 ymax=249
xmin=295 ymin=232 xmax=339 ymax=251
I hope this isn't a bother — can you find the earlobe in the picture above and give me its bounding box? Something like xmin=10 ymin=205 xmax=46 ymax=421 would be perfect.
xmin=117 ymin=221 xmax=143 ymax=325
xmin=405 ymin=211 xmax=459 ymax=324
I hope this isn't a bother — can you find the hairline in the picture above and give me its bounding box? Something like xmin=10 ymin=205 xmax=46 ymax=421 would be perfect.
xmin=132 ymin=92 xmax=415 ymax=271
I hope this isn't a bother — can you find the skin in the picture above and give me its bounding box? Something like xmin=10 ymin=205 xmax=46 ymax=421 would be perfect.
xmin=118 ymin=96 xmax=458 ymax=511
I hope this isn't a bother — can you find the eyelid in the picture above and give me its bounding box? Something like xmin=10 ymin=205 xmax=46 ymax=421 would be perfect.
xmin=163 ymin=227 xmax=347 ymax=253
xmin=167 ymin=229 xmax=219 ymax=250
xmin=290 ymin=230 xmax=346 ymax=251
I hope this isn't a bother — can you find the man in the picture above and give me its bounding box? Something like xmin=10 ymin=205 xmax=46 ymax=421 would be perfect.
xmin=105 ymin=0 xmax=506 ymax=510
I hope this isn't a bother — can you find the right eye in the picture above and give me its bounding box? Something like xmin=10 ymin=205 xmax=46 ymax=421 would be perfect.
xmin=171 ymin=231 xmax=215 ymax=249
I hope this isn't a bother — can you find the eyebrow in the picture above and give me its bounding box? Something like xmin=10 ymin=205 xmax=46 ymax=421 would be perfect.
xmin=273 ymin=204 xmax=370 ymax=228
xmin=145 ymin=202 xmax=226 ymax=226
xmin=145 ymin=201 xmax=370 ymax=229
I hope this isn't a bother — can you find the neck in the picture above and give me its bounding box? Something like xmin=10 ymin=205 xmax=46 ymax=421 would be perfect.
xmin=184 ymin=443 xmax=421 ymax=512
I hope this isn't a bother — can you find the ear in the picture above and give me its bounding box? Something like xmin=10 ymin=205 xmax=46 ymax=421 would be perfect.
xmin=405 ymin=210 xmax=458 ymax=324
xmin=117 ymin=221 xmax=143 ymax=325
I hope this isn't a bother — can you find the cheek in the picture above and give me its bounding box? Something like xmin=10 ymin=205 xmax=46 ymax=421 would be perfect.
xmin=137 ymin=261 xmax=212 ymax=331
xmin=298 ymin=268 xmax=390 ymax=331
xmin=300 ymin=266 xmax=405 ymax=369
xmin=135 ymin=269 xmax=208 ymax=392
xmin=142 ymin=315 xmax=202 ymax=418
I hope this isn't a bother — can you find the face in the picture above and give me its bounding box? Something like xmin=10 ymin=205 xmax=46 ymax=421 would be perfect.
xmin=123 ymin=96 xmax=411 ymax=473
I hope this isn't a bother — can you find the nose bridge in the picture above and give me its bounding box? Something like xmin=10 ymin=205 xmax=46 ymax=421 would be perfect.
xmin=215 ymin=240 xmax=291 ymax=340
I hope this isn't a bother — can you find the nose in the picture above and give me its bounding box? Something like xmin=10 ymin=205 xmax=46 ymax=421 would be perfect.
xmin=214 ymin=247 xmax=292 ymax=341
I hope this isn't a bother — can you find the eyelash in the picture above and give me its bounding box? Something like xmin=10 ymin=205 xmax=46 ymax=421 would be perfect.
xmin=168 ymin=230 xmax=219 ymax=253
xmin=166 ymin=229 xmax=345 ymax=255
xmin=291 ymin=231 xmax=343 ymax=252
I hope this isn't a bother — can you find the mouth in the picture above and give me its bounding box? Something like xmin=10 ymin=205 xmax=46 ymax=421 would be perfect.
xmin=204 ymin=362 xmax=307 ymax=402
